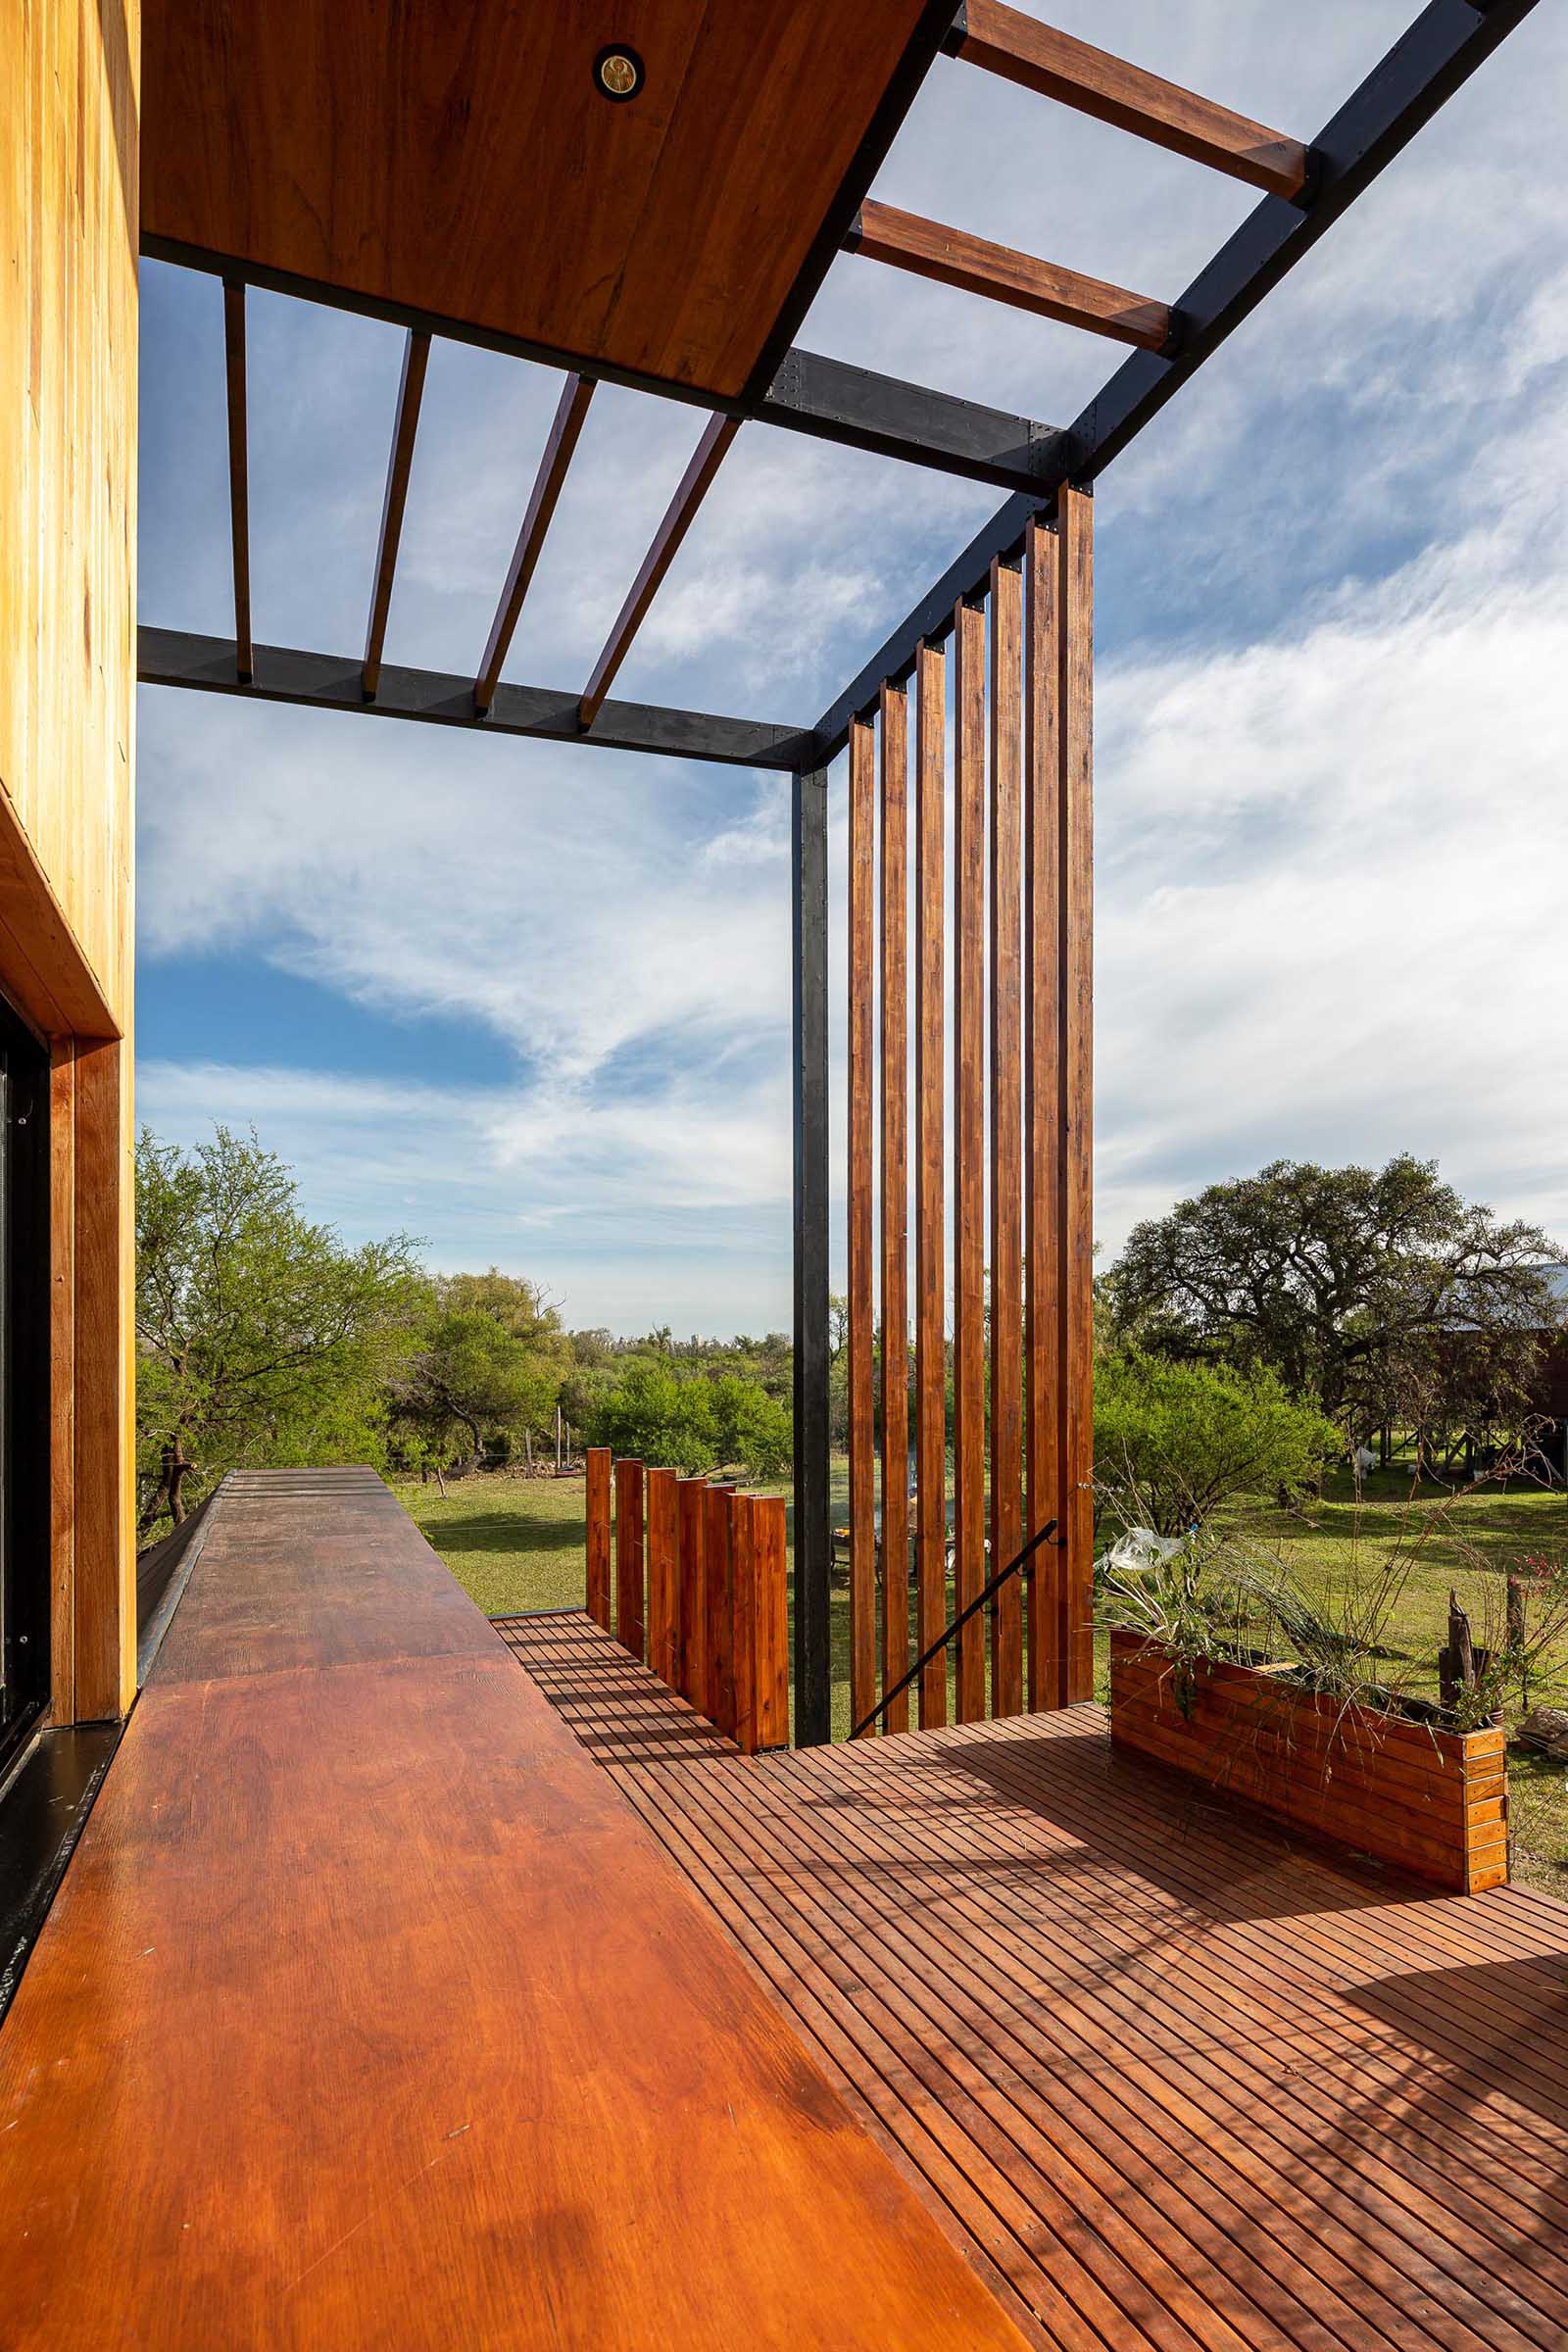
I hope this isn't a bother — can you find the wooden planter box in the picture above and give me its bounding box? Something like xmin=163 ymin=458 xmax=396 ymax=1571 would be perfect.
xmin=1108 ymin=1629 xmax=1508 ymax=1893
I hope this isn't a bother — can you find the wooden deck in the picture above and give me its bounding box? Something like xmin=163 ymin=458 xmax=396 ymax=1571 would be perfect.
xmin=498 ymin=1608 xmax=1568 ymax=2352
xmin=0 ymin=1474 xmax=1029 ymax=2351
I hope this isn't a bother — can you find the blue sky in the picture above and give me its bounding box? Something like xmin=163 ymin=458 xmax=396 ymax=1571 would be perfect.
xmin=135 ymin=0 xmax=1568 ymax=1335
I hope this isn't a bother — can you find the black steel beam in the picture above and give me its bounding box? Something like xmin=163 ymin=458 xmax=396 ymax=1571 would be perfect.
xmin=138 ymin=628 xmax=821 ymax=773
xmin=759 ymin=348 xmax=1063 ymax=492
xmin=791 ymin=765 xmax=833 ymax=1746
xmin=814 ymin=0 xmax=1541 ymax=759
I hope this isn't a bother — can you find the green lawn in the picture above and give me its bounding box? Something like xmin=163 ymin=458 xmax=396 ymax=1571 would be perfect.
xmin=393 ymin=1460 xmax=1568 ymax=1894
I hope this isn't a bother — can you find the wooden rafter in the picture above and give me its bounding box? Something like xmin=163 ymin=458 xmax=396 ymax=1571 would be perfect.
xmin=580 ymin=415 xmax=740 ymax=728
xmin=222 ymin=280 xmax=252 ymax=681
xmin=948 ymin=1 xmax=1310 ymax=201
xmin=847 ymin=201 xmax=1170 ymax=351
xmin=475 ymin=372 xmax=595 ymax=715
xmin=363 ymin=328 xmax=431 ymax=702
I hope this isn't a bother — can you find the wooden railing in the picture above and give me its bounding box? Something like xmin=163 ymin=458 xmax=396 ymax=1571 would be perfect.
xmin=584 ymin=1448 xmax=788 ymax=1753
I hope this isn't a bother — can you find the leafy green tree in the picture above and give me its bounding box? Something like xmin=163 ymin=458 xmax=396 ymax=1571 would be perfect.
xmin=1095 ymin=1351 xmax=1339 ymax=1536
xmin=1106 ymin=1155 xmax=1559 ymax=1435
xmin=136 ymin=1126 xmax=423 ymax=1530
xmin=389 ymin=1299 xmax=559 ymax=1471
xmin=710 ymin=1375 xmax=793 ymax=1478
xmin=588 ymin=1361 xmax=718 ymax=1474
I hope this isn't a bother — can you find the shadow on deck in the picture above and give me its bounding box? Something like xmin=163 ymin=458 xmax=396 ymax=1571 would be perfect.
xmin=498 ymin=1607 xmax=1568 ymax=2352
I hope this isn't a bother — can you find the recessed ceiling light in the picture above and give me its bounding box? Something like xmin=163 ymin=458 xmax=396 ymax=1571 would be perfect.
xmin=594 ymin=45 xmax=645 ymax=103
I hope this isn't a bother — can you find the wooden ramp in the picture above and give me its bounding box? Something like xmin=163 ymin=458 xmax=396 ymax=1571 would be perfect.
xmin=0 ymin=1473 xmax=1027 ymax=2352
xmin=498 ymin=1608 xmax=1568 ymax=2352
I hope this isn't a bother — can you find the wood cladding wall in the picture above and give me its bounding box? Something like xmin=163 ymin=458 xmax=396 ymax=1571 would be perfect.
xmin=2 ymin=0 xmax=140 ymax=1723
xmin=844 ymin=493 xmax=1094 ymax=1735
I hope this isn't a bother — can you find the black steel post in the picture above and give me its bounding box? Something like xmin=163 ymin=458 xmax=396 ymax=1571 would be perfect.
xmin=792 ymin=766 xmax=832 ymax=1745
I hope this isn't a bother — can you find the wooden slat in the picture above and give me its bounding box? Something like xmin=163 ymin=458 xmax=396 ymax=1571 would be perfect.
xmin=952 ymin=597 xmax=987 ymax=1726
xmin=848 ymin=201 xmax=1169 ymax=351
xmin=580 ymin=414 xmax=740 ymax=727
xmin=753 ymin=1494 xmax=790 ymax=1752
xmin=848 ymin=713 xmax=878 ymax=1736
xmin=705 ymin=1483 xmax=736 ymax=1735
xmin=676 ymin=1474 xmax=708 ymax=1704
xmin=952 ymin=2 xmax=1310 ymax=201
xmin=1023 ymin=518 xmax=1061 ymax=1712
xmin=913 ymin=641 xmax=948 ymax=1731
xmin=363 ymin=327 xmax=431 ymax=700
xmin=614 ymin=1456 xmax=645 ymax=1661
xmin=988 ymin=559 xmax=1024 ymax=1720
xmin=1058 ymin=488 xmax=1095 ymax=1703
xmin=730 ymin=1494 xmax=759 ymax=1755
xmin=585 ymin=1446 xmax=612 ymax=1631
xmin=646 ymin=1466 xmax=678 ymax=1690
xmin=474 ymin=371 xmax=595 ymax=713
xmin=222 ymin=279 xmax=252 ymax=681
xmin=879 ymin=681 xmax=910 ymax=1736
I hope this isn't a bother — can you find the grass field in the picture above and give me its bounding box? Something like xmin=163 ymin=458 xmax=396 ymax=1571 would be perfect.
xmin=393 ymin=1461 xmax=1568 ymax=1894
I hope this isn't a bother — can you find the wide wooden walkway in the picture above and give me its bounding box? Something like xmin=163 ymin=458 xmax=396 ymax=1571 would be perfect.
xmin=499 ymin=1608 xmax=1568 ymax=2352
xmin=0 ymin=1474 xmax=1027 ymax=2351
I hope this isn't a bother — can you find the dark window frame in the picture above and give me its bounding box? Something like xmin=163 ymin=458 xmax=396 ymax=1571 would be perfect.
xmin=0 ymin=992 xmax=51 ymax=1780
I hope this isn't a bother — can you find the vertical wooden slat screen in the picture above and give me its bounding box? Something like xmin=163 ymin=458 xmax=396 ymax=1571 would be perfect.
xmin=913 ymin=642 xmax=948 ymax=1729
xmin=705 ymin=1481 xmax=736 ymax=1734
xmin=730 ymin=1494 xmax=758 ymax=1753
xmin=878 ymin=681 xmax=910 ymax=1734
xmin=752 ymin=1495 xmax=790 ymax=1750
xmin=1023 ymin=493 xmax=1095 ymax=1707
xmin=614 ymin=1456 xmax=645 ymax=1659
xmin=1024 ymin=517 xmax=1062 ymax=1711
xmin=595 ymin=1453 xmax=788 ymax=1748
xmin=676 ymin=1474 xmax=706 ymax=1703
xmin=646 ymin=1466 xmax=678 ymax=1689
xmin=1059 ymin=486 xmax=1096 ymax=1702
xmin=952 ymin=597 xmax=988 ymax=1726
xmin=842 ymin=492 xmax=1092 ymax=1736
xmin=585 ymin=1446 xmax=612 ymax=1631
xmin=847 ymin=715 xmax=878 ymax=1735
xmin=988 ymin=558 xmax=1024 ymax=1719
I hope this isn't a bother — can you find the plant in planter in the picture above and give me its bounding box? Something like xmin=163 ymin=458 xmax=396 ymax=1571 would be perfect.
xmin=1097 ymin=1471 xmax=1542 ymax=1894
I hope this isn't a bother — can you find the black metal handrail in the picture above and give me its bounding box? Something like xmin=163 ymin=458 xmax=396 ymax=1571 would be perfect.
xmin=851 ymin=1517 xmax=1059 ymax=1740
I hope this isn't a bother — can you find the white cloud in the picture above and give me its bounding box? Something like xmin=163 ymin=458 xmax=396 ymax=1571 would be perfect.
xmin=134 ymin=0 xmax=1568 ymax=1331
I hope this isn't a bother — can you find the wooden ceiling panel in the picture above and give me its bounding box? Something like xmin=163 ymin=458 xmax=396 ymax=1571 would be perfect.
xmin=141 ymin=0 xmax=937 ymax=399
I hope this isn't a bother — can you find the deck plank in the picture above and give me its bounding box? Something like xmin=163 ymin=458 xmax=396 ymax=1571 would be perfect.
xmin=0 ymin=1474 xmax=1031 ymax=2352
xmin=499 ymin=1610 xmax=1568 ymax=2352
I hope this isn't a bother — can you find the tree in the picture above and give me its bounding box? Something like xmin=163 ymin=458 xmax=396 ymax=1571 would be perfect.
xmin=1106 ymin=1155 xmax=1559 ymax=1437
xmin=387 ymin=1273 xmax=565 ymax=1473
xmin=1095 ymin=1352 xmax=1339 ymax=1536
xmin=710 ymin=1375 xmax=792 ymax=1478
xmin=588 ymin=1361 xmax=719 ymax=1474
xmin=136 ymin=1127 xmax=423 ymax=1529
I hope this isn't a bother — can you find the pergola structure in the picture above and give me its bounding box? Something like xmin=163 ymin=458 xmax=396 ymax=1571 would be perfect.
xmin=6 ymin=7 xmax=1564 ymax=2348
xmin=132 ymin=0 xmax=1541 ymax=1748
